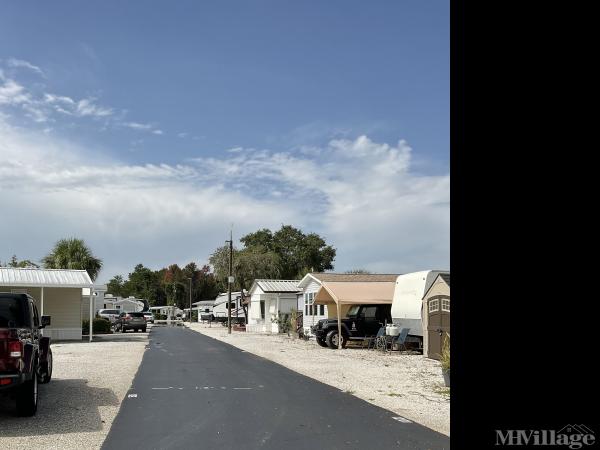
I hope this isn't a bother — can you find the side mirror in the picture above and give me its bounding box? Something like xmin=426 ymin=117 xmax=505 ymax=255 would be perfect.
xmin=40 ymin=315 xmax=51 ymax=328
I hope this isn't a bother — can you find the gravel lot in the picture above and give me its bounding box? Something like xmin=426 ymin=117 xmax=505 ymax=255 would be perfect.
xmin=186 ymin=322 xmax=450 ymax=436
xmin=0 ymin=332 xmax=148 ymax=449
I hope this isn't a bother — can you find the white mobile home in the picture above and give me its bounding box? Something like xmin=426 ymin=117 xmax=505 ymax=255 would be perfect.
xmin=1 ymin=267 xmax=93 ymax=340
xmin=246 ymin=280 xmax=301 ymax=333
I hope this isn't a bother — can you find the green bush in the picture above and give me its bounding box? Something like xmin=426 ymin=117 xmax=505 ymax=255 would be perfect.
xmin=82 ymin=318 xmax=112 ymax=335
xmin=440 ymin=333 xmax=450 ymax=373
xmin=191 ymin=311 xmax=198 ymax=321
xmin=155 ymin=314 xmax=167 ymax=320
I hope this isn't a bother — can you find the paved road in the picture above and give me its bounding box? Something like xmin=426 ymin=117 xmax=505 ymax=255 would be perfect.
xmin=102 ymin=326 xmax=449 ymax=450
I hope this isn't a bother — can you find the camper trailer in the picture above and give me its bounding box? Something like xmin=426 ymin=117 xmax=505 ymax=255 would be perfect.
xmin=391 ymin=270 xmax=449 ymax=348
xmin=212 ymin=292 xmax=246 ymax=324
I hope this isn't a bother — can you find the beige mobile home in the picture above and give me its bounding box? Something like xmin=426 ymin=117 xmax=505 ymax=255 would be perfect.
xmin=0 ymin=267 xmax=93 ymax=340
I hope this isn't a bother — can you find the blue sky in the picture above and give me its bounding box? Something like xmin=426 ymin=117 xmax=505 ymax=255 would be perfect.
xmin=0 ymin=1 xmax=449 ymax=283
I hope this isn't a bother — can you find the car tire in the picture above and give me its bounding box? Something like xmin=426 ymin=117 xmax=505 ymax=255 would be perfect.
xmin=39 ymin=348 xmax=53 ymax=384
xmin=16 ymin=367 xmax=38 ymax=416
xmin=326 ymin=330 xmax=347 ymax=349
xmin=316 ymin=337 xmax=329 ymax=347
xmin=142 ymin=327 xmax=147 ymax=333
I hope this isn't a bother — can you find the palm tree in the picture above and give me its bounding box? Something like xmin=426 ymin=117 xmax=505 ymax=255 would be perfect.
xmin=42 ymin=238 xmax=103 ymax=281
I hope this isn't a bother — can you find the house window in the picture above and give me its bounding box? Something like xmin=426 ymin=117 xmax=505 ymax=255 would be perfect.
xmin=319 ymin=305 xmax=325 ymax=315
xmin=260 ymin=301 xmax=265 ymax=319
xmin=441 ymin=299 xmax=450 ymax=312
xmin=429 ymin=299 xmax=439 ymax=313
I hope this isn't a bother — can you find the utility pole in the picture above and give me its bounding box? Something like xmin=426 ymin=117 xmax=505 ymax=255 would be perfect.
xmin=225 ymin=229 xmax=233 ymax=334
xmin=188 ymin=277 xmax=193 ymax=323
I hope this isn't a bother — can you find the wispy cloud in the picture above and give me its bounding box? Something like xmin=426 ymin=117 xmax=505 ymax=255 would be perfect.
xmin=0 ymin=117 xmax=449 ymax=280
xmin=123 ymin=121 xmax=163 ymax=135
xmin=6 ymin=58 xmax=46 ymax=78
xmin=0 ymin=59 xmax=168 ymax=133
xmin=0 ymin=79 xmax=31 ymax=105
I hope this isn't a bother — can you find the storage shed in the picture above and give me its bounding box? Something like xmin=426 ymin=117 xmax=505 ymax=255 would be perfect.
xmin=0 ymin=267 xmax=93 ymax=341
xmin=422 ymin=273 xmax=450 ymax=359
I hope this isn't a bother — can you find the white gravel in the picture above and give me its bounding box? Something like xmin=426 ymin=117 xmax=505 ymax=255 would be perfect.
xmin=0 ymin=333 xmax=147 ymax=449
xmin=186 ymin=322 xmax=450 ymax=436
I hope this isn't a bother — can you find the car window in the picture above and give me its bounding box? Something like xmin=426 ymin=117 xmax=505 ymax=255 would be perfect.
xmin=363 ymin=306 xmax=377 ymax=319
xmin=0 ymin=297 xmax=27 ymax=327
xmin=128 ymin=312 xmax=145 ymax=317
xmin=346 ymin=306 xmax=360 ymax=317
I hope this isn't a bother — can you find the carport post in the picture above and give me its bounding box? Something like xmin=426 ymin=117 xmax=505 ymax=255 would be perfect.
xmin=337 ymin=300 xmax=342 ymax=350
xmin=89 ymin=288 xmax=94 ymax=342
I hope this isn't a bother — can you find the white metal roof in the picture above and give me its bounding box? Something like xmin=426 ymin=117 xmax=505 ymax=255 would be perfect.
xmin=252 ymin=279 xmax=301 ymax=293
xmin=0 ymin=267 xmax=93 ymax=288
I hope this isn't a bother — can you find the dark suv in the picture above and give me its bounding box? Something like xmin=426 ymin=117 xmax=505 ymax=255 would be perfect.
xmin=311 ymin=304 xmax=392 ymax=349
xmin=0 ymin=293 xmax=53 ymax=416
xmin=114 ymin=312 xmax=147 ymax=333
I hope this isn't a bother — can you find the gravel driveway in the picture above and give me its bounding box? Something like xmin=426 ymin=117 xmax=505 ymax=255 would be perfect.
xmin=0 ymin=332 xmax=148 ymax=449
xmin=186 ymin=322 xmax=450 ymax=436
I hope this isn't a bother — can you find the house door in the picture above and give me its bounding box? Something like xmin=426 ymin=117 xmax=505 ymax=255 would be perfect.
xmin=427 ymin=297 xmax=450 ymax=360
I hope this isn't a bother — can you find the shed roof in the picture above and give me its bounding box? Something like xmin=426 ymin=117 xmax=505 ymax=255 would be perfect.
xmin=314 ymin=281 xmax=396 ymax=305
xmin=298 ymin=272 xmax=400 ymax=288
xmin=0 ymin=267 xmax=93 ymax=288
xmin=252 ymin=279 xmax=301 ymax=293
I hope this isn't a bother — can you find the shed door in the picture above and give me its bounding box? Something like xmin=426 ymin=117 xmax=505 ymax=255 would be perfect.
xmin=427 ymin=297 xmax=450 ymax=360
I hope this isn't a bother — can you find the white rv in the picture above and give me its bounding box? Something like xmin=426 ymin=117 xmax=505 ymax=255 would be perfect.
xmin=391 ymin=270 xmax=449 ymax=346
xmin=212 ymin=291 xmax=246 ymax=324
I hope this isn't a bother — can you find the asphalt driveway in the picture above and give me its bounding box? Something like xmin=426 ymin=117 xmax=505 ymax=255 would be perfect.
xmin=102 ymin=326 xmax=449 ymax=449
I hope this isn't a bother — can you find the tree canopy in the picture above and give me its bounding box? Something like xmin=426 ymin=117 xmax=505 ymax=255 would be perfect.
xmin=42 ymin=238 xmax=103 ymax=281
xmin=209 ymin=225 xmax=336 ymax=289
xmin=106 ymin=262 xmax=219 ymax=310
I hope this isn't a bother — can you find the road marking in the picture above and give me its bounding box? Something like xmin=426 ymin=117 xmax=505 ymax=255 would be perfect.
xmin=128 ymin=394 xmax=138 ymax=398
xmin=233 ymin=387 xmax=252 ymax=390
xmin=392 ymin=416 xmax=413 ymax=423
xmin=151 ymin=387 xmax=173 ymax=390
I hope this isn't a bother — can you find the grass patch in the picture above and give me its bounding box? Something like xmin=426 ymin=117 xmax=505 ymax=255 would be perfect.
xmin=387 ymin=392 xmax=403 ymax=397
xmin=433 ymin=386 xmax=451 ymax=396
xmin=345 ymin=390 xmax=356 ymax=395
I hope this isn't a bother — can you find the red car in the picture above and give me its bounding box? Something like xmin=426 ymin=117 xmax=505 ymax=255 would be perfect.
xmin=0 ymin=293 xmax=53 ymax=416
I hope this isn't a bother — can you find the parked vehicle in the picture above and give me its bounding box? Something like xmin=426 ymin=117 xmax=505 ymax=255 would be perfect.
xmin=97 ymin=308 xmax=121 ymax=324
xmin=212 ymin=292 xmax=246 ymax=324
xmin=391 ymin=270 xmax=449 ymax=349
xmin=0 ymin=293 xmax=53 ymax=416
xmin=142 ymin=312 xmax=154 ymax=323
xmin=311 ymin=304 xmax=392 ymax=349
xmin=113 ymin=312 xmax=147 ymax=333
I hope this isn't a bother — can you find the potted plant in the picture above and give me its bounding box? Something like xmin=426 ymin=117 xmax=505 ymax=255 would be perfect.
xmin=440 ymin=333 xmax=450 ymax=387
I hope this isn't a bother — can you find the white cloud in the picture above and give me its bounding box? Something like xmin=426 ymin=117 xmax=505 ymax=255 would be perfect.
xmin=0 ymin=79 xmax=31 ymax=105
xmin=7 ymin=58 xmax=46 ymax=77
xmin=123 ymin=121 xmax=163 ymax=135
xmin=0 ymin=118 xmax=449 ymax=282
xmin=75 ymin=98 xmax=113 ymax=117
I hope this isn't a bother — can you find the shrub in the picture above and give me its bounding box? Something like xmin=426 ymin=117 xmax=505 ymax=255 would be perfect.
xmin=155 ymin=314 xmax=167 ymax=320
xmin=82 ymin=318 xmax=112 ymax=335
xmin=440 ymin=333 xmax=450 ymax=373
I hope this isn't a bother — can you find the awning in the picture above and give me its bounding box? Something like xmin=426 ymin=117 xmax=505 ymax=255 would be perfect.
xmin=314 ymin=281 xmax=396 ymax=350
xmin=314 ymin=281 xmax=395 ymax=305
